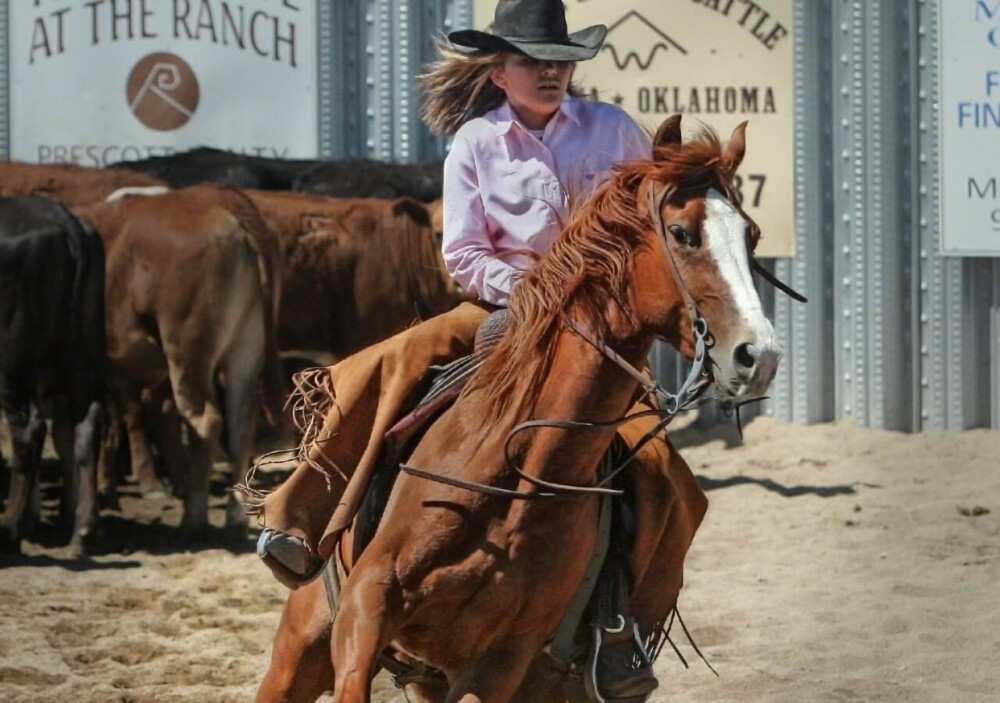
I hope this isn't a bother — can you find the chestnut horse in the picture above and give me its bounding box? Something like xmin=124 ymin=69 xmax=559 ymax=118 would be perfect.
xmin=256 ymin=116 xmax=780 ymax=702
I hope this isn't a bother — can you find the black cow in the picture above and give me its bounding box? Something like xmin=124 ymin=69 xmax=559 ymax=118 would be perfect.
xmin=0 ymin=196 xmax=105 ymax=554
xmin=293 ymin=159 xmax=443 ymax=201
xmin=114 ymin=146 xmax=319 ymax=190
xmin=114 ymin=146 xmax=444 ymax=201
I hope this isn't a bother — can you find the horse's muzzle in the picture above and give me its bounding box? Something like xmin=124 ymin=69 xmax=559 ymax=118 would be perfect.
xmin=731 ymin=345 xmax=781 ymax=399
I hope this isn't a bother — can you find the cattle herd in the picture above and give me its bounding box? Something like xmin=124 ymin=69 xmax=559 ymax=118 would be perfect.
xmin=0 ymin=147 xmax=460 ymax=556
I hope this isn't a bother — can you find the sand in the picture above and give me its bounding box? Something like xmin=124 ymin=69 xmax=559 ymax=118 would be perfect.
xmin=1 ymin=416 xmax=997 ymax=702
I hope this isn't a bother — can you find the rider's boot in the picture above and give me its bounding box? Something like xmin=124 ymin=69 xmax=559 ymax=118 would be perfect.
xmin=257 ymin=527 xmax=326 ymax=588
xmin=594 ymin=617 xmax=659 ymax=701
xmin=589 ymin=543 xmax=658 ymax=702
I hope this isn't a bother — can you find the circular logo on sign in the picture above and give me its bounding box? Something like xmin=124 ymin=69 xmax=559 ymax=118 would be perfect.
xmin=126 ymin=52 xmax=199 ymax=131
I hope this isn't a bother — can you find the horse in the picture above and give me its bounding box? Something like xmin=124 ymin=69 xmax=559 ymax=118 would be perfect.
xmin=255 ymin=115 xmax=780 ymax=702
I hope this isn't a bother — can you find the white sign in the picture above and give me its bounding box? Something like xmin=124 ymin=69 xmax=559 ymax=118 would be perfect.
xmin=474 ymin=0 xmax=795 ymax=257
xmin=9 ymin=0 xmax=317 ymax=166
xmin=939 ymin=0 xmax=1000 ymax=256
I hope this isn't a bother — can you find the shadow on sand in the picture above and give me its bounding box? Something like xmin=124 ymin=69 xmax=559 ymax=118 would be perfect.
xmin=696 ymin=474 xmax=858 ymax=498
xmin=3 ymin=462 xmax=297 ymax=567
xmin=668 ymin=413 xmax=868 ymax=499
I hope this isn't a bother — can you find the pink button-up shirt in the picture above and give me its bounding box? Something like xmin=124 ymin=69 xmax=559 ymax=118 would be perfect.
xmin=442 ymin=95 xmax=652 ymax=306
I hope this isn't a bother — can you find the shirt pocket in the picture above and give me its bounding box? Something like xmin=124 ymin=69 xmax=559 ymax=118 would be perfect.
xmin=567 ymin=152 xmax=616 ymax=204
xmin=494 ymin=168 xmax=564 ymax=219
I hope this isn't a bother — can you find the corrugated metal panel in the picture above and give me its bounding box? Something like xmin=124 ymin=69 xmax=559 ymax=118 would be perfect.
xmin=774 ymin=0 xmax=836 ymax=424
xmin=766 ymin=0 xmax=998 ymax=432
xmin=993 ymin=261 xmax=1000 ymax=429
xmin=318 ymin=0 xmax=469 ymax=162
xmin=0 ymin=2 xmax=8 ymax=159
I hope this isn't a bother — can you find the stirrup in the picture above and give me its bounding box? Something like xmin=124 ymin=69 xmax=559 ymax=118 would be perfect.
xmin=583 ymin=621 xmax=657 ymax=703
xmin=256 ymin=528 xmax=327 ymax=589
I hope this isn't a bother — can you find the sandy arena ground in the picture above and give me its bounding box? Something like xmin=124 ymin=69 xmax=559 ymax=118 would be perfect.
xmin=1 ymin=415 xmax=997 ymax=702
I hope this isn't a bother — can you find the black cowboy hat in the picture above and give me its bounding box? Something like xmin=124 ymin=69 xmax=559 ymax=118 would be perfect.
xmin=448 ymin=0 xmax=607 ymax=62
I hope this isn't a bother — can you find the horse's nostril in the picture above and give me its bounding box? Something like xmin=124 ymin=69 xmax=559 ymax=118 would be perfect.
xmin=734 ymin=342 xmax=756 ymax=370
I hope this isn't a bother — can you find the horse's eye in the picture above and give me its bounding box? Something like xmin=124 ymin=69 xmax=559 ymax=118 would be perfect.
xmin=668 ymin=224 xmax=692 ymax=246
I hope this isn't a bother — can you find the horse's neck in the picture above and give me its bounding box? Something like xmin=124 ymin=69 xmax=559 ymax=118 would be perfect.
xmin=517 ymin=323 xmax=654 ymax=487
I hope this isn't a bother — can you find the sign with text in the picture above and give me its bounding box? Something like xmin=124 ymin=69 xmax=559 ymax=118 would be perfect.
xmin=474 ymin=0 xmax=795 ymax=257
xmin=939 ymin=0 xmax=1000 ymax=255
xmin=9 ymin=0 xmax=317 ymax=166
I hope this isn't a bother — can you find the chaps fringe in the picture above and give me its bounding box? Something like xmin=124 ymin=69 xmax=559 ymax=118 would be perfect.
xmin=237 ymin=365 xmax=346 ymax=515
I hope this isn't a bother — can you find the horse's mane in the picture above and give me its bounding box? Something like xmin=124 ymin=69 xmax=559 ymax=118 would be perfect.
xmin=464 ymin=125 xmax=734 ymax=424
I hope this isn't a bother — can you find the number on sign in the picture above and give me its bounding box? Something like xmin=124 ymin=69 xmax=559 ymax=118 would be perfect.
xmin=732 ymin=174 xmax=767 ymax=208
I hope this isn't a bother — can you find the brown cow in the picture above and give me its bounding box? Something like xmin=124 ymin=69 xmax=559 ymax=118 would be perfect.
xmin=245 ymin=191 xmax=464 ymax=362
xmin=0 ymin=161 xmax=165 ymax=208
xmin=77 ymin=185 xmax=287 ymax=537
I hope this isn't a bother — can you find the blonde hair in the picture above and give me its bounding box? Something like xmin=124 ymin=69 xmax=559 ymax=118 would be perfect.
xmin=419 ymin=36 xmax=586 ymax=135
xmin=420 ymin=39 xmax=507 ymax=135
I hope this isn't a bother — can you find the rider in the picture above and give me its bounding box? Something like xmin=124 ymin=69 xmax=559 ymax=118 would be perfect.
xmin=254 ymin=0 xmax=700 ymax=698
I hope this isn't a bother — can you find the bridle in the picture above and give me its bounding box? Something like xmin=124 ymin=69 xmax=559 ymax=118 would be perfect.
xmin=400 ymin=178 xmax=805 ymax=499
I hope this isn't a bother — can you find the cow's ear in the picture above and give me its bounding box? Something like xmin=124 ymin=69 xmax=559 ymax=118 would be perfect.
xmin=392 ymin=198 xmax=432 ymax=229
xmin=652 ymin=114 xmax=682 ymax=152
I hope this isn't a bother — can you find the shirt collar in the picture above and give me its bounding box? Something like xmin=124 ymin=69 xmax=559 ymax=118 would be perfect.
xmin=494 ymin=95 xmax=582 ymax=138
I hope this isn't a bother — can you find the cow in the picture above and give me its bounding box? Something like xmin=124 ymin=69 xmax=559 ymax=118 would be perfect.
xmin=0 ymin=195 xmax=105 ymax=555
xmin=0 ymin=161 xmax=166 ymax=208
xmin=113 ymin=146 xmax=444 ymax=201
xmin=293 ymin=159 xmax=443 ymax=201
xmin=77 ymin=185 xmax=288 ymax=539
xmin=244 ymin=190 xmax=463 ymax=362
xmin=113 ymin=146 xmax=318 ymax=190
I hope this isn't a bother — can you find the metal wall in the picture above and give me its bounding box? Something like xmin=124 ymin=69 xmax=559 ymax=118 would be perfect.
xmin=770 ymin=0 xmax=1000 ymax=431
xmin=3 ymin=0 xmax=996 ymax=431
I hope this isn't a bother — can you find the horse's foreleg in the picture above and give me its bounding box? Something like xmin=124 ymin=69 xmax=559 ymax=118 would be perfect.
xmin=330 ymin=560 xmax=401 ymax=703
xmin=445 ymin=641 xmax=538 ymax=703
xmin=256 ymin=578 xmax=333 ymax=703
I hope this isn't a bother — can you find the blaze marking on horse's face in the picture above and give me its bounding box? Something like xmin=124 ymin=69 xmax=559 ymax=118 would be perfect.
xmin=700 ymin=188 xmax=780 ymax=398
xmin=702 ymin=189 xmax=773 ymax=341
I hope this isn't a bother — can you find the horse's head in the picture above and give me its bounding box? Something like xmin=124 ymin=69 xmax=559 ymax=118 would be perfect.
xmin=636 ymin=115 xmax=779 ymax=402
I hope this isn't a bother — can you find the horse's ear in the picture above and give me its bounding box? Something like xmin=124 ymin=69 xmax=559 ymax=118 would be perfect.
xmin=652 ymin=114 xmax=682 ymax=151
xmin=722 ymin=121 xmax=748 ymax=175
